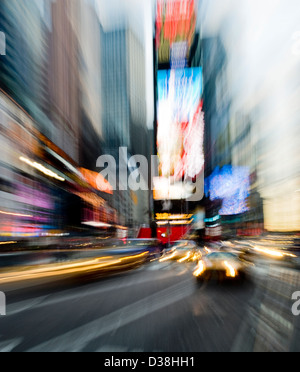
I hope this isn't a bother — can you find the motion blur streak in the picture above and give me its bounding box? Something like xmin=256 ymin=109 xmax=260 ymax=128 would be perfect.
xmin=19 ymin=157 xmax=65 ymax=182
xmin=0 ymin=211 xmax=33 ymax=218
xmin=224 ymin=261 xmax=236 ymax=278
xmin=0 ymin=252 xmax=149 ymax=285
xmin=0 ymin=0 xmax=299 ymax=354
xmin=254 ymin=246 xmax=284 ymax=259
xmin=178 ymin=252 xmax=191 ymax=263
xmin=160 ymin=252 xmax=176 ymax=262
xmin=201 ymin=0 xmax=300 ymax=233
xmin=193 ymin=260 xmax=205 ymax=277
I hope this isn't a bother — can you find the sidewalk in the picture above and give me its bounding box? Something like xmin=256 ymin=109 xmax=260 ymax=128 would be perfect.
xmin=232 ymin=265 xmax=300 ymax=352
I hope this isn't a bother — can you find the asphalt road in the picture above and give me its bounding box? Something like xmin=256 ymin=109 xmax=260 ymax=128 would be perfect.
xmin=0 ymin=257 xmax=299 ymax=352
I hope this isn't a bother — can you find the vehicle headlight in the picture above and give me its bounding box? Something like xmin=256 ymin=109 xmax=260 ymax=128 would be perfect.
xmin=193 ymin=260 xmax=206 ymax=277
xmin=224 ymin=261 xmax=237 ymax=278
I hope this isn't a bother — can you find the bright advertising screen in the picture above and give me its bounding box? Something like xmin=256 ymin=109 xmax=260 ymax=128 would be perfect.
xmin=154 ymin=67 xmax=204 ymax=201
xmin=205 ymin=166 xmax=250 ymax=216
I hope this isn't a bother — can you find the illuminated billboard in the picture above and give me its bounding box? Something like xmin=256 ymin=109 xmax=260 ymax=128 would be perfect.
xmin=205 ymin=166 xmax=250 ymax=216
xmin=154 ymin=67 xmax=204 ymax=201
xmin=79 ymin=168 xmax=114 ymax=195
xmin=156 ymin=0 xmax=197 ymax=65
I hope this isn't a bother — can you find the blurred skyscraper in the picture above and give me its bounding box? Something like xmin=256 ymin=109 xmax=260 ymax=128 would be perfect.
xmin=0 ymin=0 xmax=141 ymax=237
xmin=201 ymin=0 xmax=300 ymax=234
xmin=202 ymin=35 xmax=264 ymax=238
xmin=202 ymin=36 xmax=231 ymax=176
xmin=0 ymin=0 xmax=54 ymax=138
xmin=100 ymin=26 xmax=150 ymax=226
xmin=76 ymin=0 xmax=104 ymax=171
xmin=101 ymin=29 xmax=131 ymax=151
xmin=48 ymin=0 xmax=81 ymax=162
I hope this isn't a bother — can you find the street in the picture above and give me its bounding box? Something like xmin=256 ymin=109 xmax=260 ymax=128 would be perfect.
xmin=1 ymin=252 xmax=299 ymax=352
xmin=0 ymin=0 xmax=300 ymax=355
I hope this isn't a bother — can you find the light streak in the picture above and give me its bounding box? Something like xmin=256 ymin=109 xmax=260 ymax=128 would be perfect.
xmin=20 ymin=156 xmax=65 ymax=182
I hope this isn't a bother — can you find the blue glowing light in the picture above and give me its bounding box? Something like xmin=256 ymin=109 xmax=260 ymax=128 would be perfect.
xmin=205 ymin=166 xmax=250 ymax=216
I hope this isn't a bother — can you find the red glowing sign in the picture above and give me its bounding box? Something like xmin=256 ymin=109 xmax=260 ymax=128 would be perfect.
xmin=156 ymin=0 xmax=197 ymax=64
xmin=80 ymin=168 xmax=113 ymax=195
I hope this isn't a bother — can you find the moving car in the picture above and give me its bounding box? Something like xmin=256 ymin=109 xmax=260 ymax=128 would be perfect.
xmin=193 ymin=251 xmax=246 ymax=282
xmin=160 ymin=240 xmax=201 ymax=263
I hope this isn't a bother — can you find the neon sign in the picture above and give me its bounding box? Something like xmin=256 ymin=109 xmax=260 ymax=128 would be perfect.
xmin=156 ymin=0 xmax=197 ymax=64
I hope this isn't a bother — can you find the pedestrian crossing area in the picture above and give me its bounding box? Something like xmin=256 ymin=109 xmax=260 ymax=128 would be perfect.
xmin=232 ymin=266 xmax=300 ymax=352
xmin=139 ymin=261 xmax=196 ymax=275
xmin=1 ymin=259 xmax=299 ymax=352
xmin=0 ymin=337 xmax=23 ymax=352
